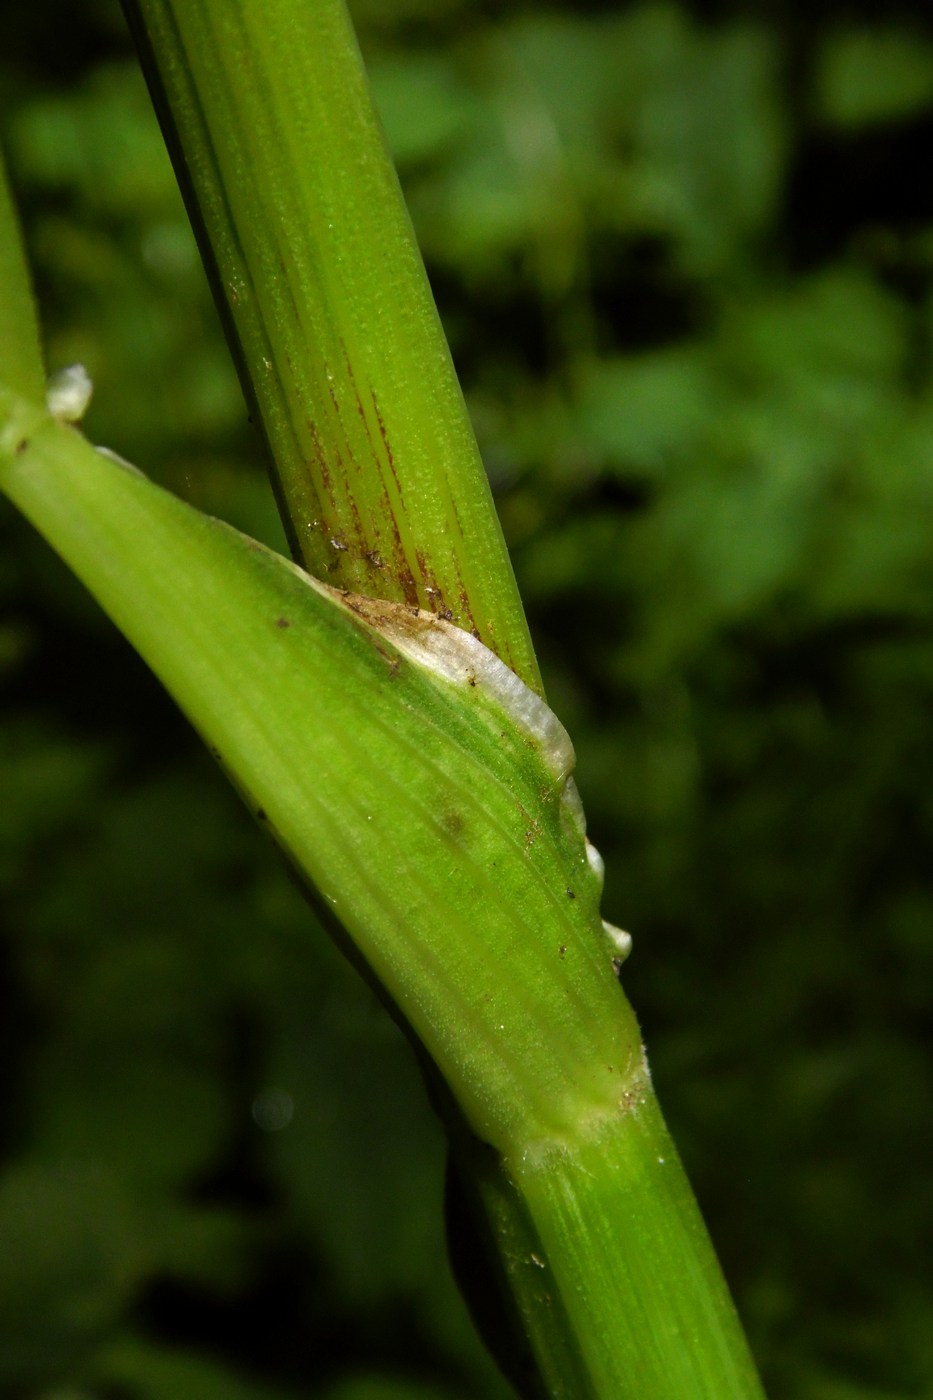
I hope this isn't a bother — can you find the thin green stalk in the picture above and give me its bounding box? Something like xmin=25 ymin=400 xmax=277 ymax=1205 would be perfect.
xmin=0 ymin=151 xmax=44 ymax=402
xmin=122 ymin=0 xmax=541 ymax=691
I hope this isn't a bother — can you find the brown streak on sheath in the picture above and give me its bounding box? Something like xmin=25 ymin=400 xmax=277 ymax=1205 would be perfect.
xmin=368 ymin=393 xmax=419 ymax=603
xmin=377 ymin=484 xmax=418 ymax=606
xmin=459 ymin=585 xmax=478 ymax=629
xmin=415 ymin=549 xmax=448 ymax=616
xmin=446 ymin=495 xmax=480 ymax=630
xmin=345 ymin=357 xmax=387 ymax=527
xmin=351 ymin=375 xmax=391 ymax=559
xmin=371 ymin=389 xmax=404 ymax=501
xmin=307 ymin=419 xmax=332 ymax=493
xmin=344 ymin=345 xmax=374 ymax=438
xmin=324 ymin=439 xmax=365 ymax=557
xmin=321 ymin=373 xmax=370 ymax=560
xmin=328 ymin=373 xmax=366 ymax=484
xmin=398 ymin=570 xmax=419 ymax=606
xmin=343 ymin=454 xmax=366 ymax=547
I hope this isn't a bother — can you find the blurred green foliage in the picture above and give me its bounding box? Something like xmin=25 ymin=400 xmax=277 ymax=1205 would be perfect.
xmin=2 ymin=1 xmax=933 ymax=1397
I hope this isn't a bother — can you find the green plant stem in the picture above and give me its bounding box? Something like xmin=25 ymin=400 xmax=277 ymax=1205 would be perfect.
xmin=454 ymin=1075 xmax=766 ymax=1400
xmin=122 ymin=0 xmax=541 ymax=691
xmin=510 ymin=1095 xmax=763 ymax=1398
xmin=0 ymin=148 xmax=44 ymax=402
xmin=0 ymin=13 xmax=768 ymax=1395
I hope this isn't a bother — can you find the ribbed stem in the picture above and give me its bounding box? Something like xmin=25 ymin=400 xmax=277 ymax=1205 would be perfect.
xmin=122 ymin=0 xmax=542 ymax=691
xmin=509 ymin=1086 xmax=765 ymax=1399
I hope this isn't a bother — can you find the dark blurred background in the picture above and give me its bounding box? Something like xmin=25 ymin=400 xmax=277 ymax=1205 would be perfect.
xmin=2 ymin=1 xmax=933 ymax=1397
